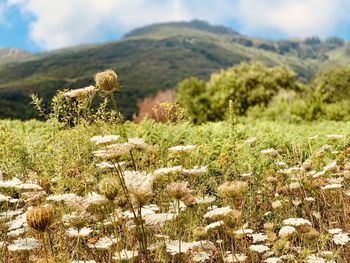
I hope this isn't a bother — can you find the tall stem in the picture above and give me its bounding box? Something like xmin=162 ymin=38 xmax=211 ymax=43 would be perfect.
xmin=177 ymin=199 xmax=181 ymax=255
xmin=110 ymin=93 xmax=137 ymax=170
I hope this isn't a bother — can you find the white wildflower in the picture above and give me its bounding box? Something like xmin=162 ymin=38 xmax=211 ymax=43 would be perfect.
xmin=88 ymin=236 xmax=115 ymax=250
xmin=321 ymin=184 xmax=342 ymax=190
xmin=278 ymin=226 xmax=296 ymax=237
xmin=192 ymin=251 xmax=210 ymax=262
xmin=249 ymin=244 xmax=270 ymax=253
xmin=249 ymin=233 xmax=267 ymax=243
xmin=260 ymin=148 xmax=278 ymax=157
xmin=182 ymin=166 xmax=207 ymax=177
xmin=272 ymin=200 xmax=283 ymax=209
xmin=305 ymin=197 xmax=315 ymax=202
xmin=204 ymin=221 xmax=224 ymax=232
xmin=305 ymin=255 xmax=327 ymax=263
xmin=90 ymin=135 xmax=120 ymax=145
xmin=332 ymin=232 xmax=350 ymax=245
xmin=123 ymin=171 xmax=153 ymax=199
xmin=234 ymin=228 xmax=254 ymax=235
xmin=82 ymin=192 xmax=107 ymax=209
xmin=0 ymin=177 xmax=22 ymax=188
xmin=144 ymin=213 xmax=176 ymax=226
xmin=283 ymin=218 xmax=312 ymax=227
xmin=154 ymin=166 xmax=182 ymax=176
xmin=195 ymin=196 xmax=216 ymax=205
xmin=244 ymin=137 xmax=257 ymax=144
xmin=63 ymin=85 xmax=96 ymax=98
xmin=326 ymin=134 xmax=345 ymax=140
xmin=168 ymin=145 xmax=197 ymax=153
xmin=67 ymin=227 xmax=93 ymax=237
xmin=224 ymin=252 xmax=247 ymax=262
xmin=8 ymin=237 xmax=39 ymax=251
xmin=328 ymin=228 xmax=343 ymax=235
xmin=47 ymin=193 xmax=82 ymax=203
xmin=127 ymin=138 xmax=146 ymax=148
xmin=323 ymin=160 xmax=338 ymax=172
xmin=113 ymin=250 xmax=139 ymax=261
xmin=203 ymin=206 xmax=232 ymax=219
xmin=265 ymin=257 xmax=281 ymax=263
xmin=0 ymin=193 xmax=10 ymax=202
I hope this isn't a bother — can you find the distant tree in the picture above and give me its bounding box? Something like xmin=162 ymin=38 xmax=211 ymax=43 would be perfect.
xmin=304 ymin=37 xmax=321 ymax=45
xmin=176 ymin=62 xmax=300 ymax=123
xmin=257 ymin=43 xmax=276 ymax=52
xmin=176 ymin=77 xmax=211 ymax=123
xmin=206 ymin=62 xmax=299 ymax=119
xmin=325 ymin=37 xmax=344 ymax=47
xmin=312 ymin=65 xmax=350 ymax=103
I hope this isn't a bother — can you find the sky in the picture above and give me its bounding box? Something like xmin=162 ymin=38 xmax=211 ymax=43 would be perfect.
xmin=1 ymin=0 xmax=350 ymax=52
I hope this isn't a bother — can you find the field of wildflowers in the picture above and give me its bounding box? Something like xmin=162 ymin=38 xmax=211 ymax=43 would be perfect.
xmin=1 ymin=70 xmax=350 ymax=262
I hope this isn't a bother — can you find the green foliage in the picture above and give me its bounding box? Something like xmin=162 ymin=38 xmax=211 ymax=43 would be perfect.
xmin=176 ymin=77 xmax=211 ymax=123
xmin=177 ymin=62 xmax=300 ymax=123
xmin=311 ymin=65 xmax=350 ymax=103
xmin=247 ymin=90 xmax=350 ymax=122
xmin=1 ymin=20 xmax=348 ymax=121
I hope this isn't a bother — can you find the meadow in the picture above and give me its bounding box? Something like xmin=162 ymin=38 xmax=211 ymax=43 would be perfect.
xmin=2 ymin=67 xmax=350 ymax=263
xmin=1 ymin=115 xmax=350 ymax=262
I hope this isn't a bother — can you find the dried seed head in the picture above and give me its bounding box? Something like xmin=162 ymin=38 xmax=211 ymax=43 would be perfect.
xmin=218 ymin=181 xmax=248 ymax=199
xmin=26 ymin=204 xmax=54 ymax=232
xmin=302 ymin=159 xmax=312 ymax=171
xmin=264 ymin=222 xmax=274 ymax=231
xmin=98 ymin=177 xmax=120 ymax=201
xmin=193 ymin=226 xmax=206 ymax=240
xmin=167 ymin=181 xmax=189 ymax=200
xmin=95 ymin=69 xmax=119 ymax=93
xmin=223 ymin=209 xmax=241 ymax=228
xmin=182 ymin=193 xmax=197 ymax=207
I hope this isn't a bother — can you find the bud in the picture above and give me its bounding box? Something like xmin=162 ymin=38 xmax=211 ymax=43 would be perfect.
xmin=95 ymin=69 xmax=119 ymax=92
xmin=98 ymin=177 xmax=120 ymax=201
xmin=26 ymin=204 xmax=54 ymax=232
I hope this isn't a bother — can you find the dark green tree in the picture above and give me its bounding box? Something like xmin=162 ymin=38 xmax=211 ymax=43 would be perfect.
xmin=312 ymin=65 xmax=350 ymax=103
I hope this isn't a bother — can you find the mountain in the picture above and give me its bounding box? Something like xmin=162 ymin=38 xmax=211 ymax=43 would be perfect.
xmin=0 ymin=20 xmax=349 ymax=119
xmin=0 ymin=48 xmax=33 ymax=65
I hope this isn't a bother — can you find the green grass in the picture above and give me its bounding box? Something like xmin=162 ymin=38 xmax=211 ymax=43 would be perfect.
xmin=1 ymin=118 xmax=350 ymax=261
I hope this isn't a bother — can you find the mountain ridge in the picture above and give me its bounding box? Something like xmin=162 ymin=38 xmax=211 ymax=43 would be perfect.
xmin=0 ymin=20 xmax=349 ymax=119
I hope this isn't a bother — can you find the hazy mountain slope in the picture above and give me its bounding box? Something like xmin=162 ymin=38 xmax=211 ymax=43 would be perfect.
xmin=0 ymin=48 xmax=33 ymax=65
xmin=0 ymin=20 xmax=347 ymax=119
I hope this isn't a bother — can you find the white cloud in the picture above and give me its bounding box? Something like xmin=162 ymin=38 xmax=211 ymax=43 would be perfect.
xmin=233 ymin=0 xmax=350 ymax=38
xmin=5 ymin=0 xmax=350 ymax=50
xmin=6 ymin=0 xmax=193 ymax=50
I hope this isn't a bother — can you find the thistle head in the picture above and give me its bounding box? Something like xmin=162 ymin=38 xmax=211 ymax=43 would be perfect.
xmin=26 ymin=204 xmax=54 ymax=232
xmin=218 ymin=181 xmax=248 ymax=199
xmin=95 ymin=69 xmax=119 ymax=93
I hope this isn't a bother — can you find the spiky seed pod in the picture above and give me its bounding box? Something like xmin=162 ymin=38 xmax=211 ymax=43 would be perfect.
xmin=98 ymin=177 xmax=120 ymax=201
xmin=95 ymin=69 xmax=119 ymax=93
xmin=26 ymin=204 xmax=54 ymax=232
xmin=182 ymin=193 xmax=196 ymax=207
xmin=167 ymin=181 xmax=189 ymax=200
xmin=217 ymin=181 xmax=248 ymax=199
xmin=223 ymin=209 xmax=241 ymax=228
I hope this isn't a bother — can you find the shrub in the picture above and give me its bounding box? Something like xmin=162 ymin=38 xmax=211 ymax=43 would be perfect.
xmin=176 ymin=62 xmax=300 ymax=123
